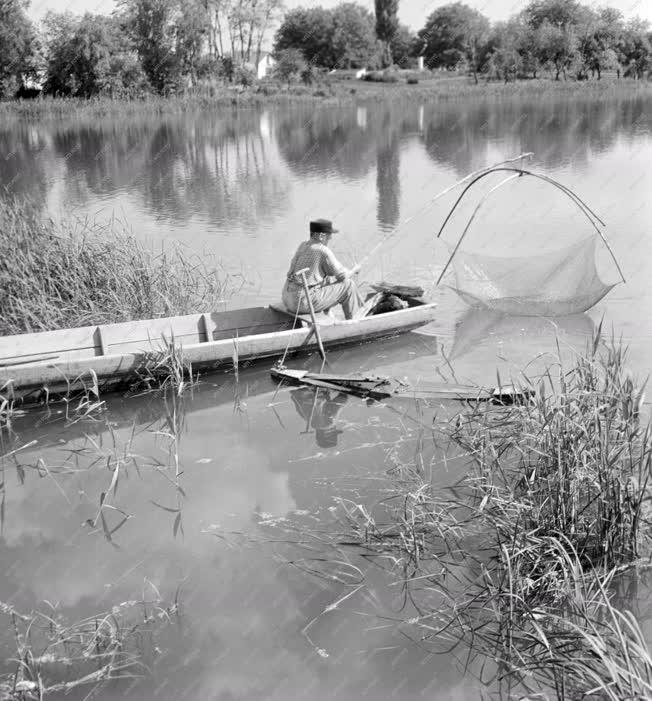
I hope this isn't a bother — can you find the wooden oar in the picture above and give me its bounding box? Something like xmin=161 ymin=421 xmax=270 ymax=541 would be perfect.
xmin=295 ymin=267 xmax=328 ymax=365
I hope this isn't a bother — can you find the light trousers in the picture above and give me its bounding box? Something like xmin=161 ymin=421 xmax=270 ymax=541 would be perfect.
xmin=282 ymin=278 xmax=363 ymax=320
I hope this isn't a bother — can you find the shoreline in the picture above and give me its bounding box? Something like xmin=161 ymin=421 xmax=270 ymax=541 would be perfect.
xmin=1 ymin=76 xmax=651 ymax=122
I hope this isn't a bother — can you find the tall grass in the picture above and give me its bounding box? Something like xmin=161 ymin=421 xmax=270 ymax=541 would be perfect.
xmin=0 ymin=76 xmax=650 ymax=122
xmin=329 ymin=332 xmax=652 ymax=697
xmin=0 ymin=198 xmax=235 ymax=336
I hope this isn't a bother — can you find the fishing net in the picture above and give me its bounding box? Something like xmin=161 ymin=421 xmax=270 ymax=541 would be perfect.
xmin=447 ymin=236 xmax=617 ymax=316
xmin=436 ymin=163 xmax=623 ymax=317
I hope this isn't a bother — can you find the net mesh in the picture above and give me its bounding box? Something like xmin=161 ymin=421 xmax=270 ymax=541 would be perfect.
xmin=447 ymin=236 xmax=616 ymax=316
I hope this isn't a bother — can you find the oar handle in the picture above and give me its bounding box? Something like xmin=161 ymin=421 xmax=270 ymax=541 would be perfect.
xmin=295 ymin=268 xmax=327 ymax=365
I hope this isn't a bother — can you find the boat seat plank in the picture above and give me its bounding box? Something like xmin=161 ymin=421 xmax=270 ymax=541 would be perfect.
xmin=268 ymin=303 xmax=337 ymax=326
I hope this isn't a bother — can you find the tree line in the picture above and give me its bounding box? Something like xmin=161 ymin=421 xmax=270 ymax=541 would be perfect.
xmin=0 ymin=0 xmax=285 ymax=98
xmin=276 ymin=0 xmax=652 ymax=83
xmin=0 ymin=0 xmax=650 ymax=100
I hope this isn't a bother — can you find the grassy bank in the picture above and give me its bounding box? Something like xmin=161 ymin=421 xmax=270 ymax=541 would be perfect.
xmin=1 ymin=75 xmax=651 ymax=121
xmin=0 ymin=198 xmax=234 ymax=336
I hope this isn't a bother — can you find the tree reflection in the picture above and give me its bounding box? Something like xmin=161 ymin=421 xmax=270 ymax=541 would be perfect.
xmin=276 ymin=106 xmax=379 ymax=181
xmin=376 ymin=111 xmax=401 ymax=231
xmin=0 ymin=126 xmax=50 ymax=206
xmin=50 ymin=111 xmax=289 ymax=227
xmin=276 ymin=104 xmax=425 ymax=231
xmin=421 ymin=96 xmax=652 ymax=176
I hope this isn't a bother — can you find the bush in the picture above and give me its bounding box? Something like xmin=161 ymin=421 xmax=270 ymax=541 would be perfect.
xmin=407 ymin=77 xmax=418 ymax=85
xmin=362 ymin=70 xmax=398 ymax=83
xmin=234 ymin=64 xmax=256 ymax=87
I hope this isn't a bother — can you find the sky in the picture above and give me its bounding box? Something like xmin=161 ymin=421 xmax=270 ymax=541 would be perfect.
xmin=26 ymin=0 xmax=652 ymax=29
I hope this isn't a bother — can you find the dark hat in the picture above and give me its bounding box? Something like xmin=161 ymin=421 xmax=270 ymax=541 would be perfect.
xmin=310 ymin=219 xmax=338 ymax=235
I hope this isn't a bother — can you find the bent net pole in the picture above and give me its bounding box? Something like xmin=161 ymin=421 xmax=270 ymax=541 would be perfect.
xmin=437 ymin=168 xmax=606 ymax=239
xmin=436 ymin=167 xmax=625 ymax=285
xmin=357 ymin=153 xmax=535 ymax=270
xmin=435 ymin=174 xmax=522 ymax=286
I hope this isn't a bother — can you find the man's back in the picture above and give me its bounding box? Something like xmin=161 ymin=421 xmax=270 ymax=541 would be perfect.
xmin=286 ymin=241 xmax=346 ymax=287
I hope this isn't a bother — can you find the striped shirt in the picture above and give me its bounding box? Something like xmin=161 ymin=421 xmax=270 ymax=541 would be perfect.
xmin=285 ymin=241 xmax=347 ymax=288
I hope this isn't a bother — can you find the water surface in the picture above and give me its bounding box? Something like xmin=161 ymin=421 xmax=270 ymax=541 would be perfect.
xmin=1 ymin=94 xmax=651 ymax=699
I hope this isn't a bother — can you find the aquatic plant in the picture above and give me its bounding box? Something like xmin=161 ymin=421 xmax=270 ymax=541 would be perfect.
xmin=0 ymin=383 xmax=15 ymax=430
xmin=0 ymin=198 xmax=236 ymax=336
xmin=129 ymin=333 xmax=197 ymax=396
xmin=281 ymin=331 xmax=652 ymax=697
xmin=0 ymin=593 xmax=179 ymax=700
xmin=449 ymin=332 xmax=649 ymax=569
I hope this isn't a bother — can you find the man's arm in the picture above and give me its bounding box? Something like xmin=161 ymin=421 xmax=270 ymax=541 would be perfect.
xmin=321 ymin=246 xmax=359 ymax=281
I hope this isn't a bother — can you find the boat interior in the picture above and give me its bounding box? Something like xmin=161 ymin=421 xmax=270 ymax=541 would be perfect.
xmin=0 ymin=293 xmax=430 ymax=367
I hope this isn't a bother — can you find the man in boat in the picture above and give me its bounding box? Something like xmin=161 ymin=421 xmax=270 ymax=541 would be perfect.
xmin=282 ymin=219 xmax=363 ymax=320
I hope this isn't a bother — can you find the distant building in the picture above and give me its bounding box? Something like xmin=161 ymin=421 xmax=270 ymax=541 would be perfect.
xmin=257 ymin=53 xmax=276 ymax=79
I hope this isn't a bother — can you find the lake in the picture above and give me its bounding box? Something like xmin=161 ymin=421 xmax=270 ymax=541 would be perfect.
xmin=1 ymin=93 xmax=651 ymax=699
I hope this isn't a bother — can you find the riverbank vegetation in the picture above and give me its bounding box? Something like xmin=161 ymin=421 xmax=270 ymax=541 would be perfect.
xmin=276 ymin=333 xmax=652 ymax=697
xmin=1 ymin=74 xmax=651 ymax=123
xmin=0 ymin=198 xmax=233 ymax=336
xmin=1 ymin=0 xmax=650 ymax=107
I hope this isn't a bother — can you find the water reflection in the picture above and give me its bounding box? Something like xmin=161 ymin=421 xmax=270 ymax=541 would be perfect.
xmin=441 ymin=308 xmax=597 ymax=387
xmin=376 ymin=111 xmax=401 ymax=231
xmin=47 ymin=112 xmax=290 ymax=228
xmin=290 ymin=387 xmax=348 ymax=448
xmin=0 ymin=126 xmax=50 ymax=204
xmin=276 ymin=107 xmax=379 ymax=180
xmin=421 ymin=96 xmax=652 ymax=176
xmin=449 ymin=309 xmax=596 ymax=361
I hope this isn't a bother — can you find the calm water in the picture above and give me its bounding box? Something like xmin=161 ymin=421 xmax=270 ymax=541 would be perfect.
xmin=1 ymin=95 xmax=652 ymax=699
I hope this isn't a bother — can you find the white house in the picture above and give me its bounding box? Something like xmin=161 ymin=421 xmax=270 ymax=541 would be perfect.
xmin=257 ymin=53 xmax=276 ymax=79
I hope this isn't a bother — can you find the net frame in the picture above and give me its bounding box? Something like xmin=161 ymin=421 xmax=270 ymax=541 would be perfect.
xmin=435 ymin=166 xmax=626 ymax=288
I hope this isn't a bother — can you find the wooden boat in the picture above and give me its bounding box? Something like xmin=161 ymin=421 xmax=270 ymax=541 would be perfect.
xmin=0 ymin=296 xmax=437 ymax=403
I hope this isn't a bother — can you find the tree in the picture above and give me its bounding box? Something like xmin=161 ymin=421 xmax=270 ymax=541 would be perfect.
xmin=616 ymin=18 xmax=651 ymax=79
xmin=174 ymin=0 xmax=209 ymax=85
xmin=273 ymin=47 xmax=306 ymax=83
xmin=575 ymin=6 xmax=620 ymax=79
xmin=331 ymin=3 xmax=377 ymax=69
xmin=390 ymin=23 xmax=415 ymax=68
xmin=417 ymin=3 xmax=490 ymax=84
xmin=523 ymin=0 xmax=582 ymax=30
xmin=274 ymin=3 xmax=376 ymax=69
xmin=485 ymin=21 xmax=522 ymax=82
xmin=375 ymin=0 xmax=399 ymax=67
xmin=0 ymin=0 xmax=39 ymax=98
xmin=274 ymin=6 xmax=336 ymax=67
xmin=42 ymin=12 xmax=143 ymax=97
xmin=123 ymin=0 xmax=180 ymax=94
xmin=535 ymin=20 xmax=578 ymax=80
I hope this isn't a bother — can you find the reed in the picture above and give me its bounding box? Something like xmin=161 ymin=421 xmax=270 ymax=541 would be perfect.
xmin=0 ymin=76 xmax=650 ymax=122
xmin=0 ymin=198 xmax=236 ymax=336
xmin=0 ymin=594 xmax=179 ymax=700
xmin=129 ymin=334 xmax=197 ymax=397
xmin=328 ymin=331 xmax=652 ymax=697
